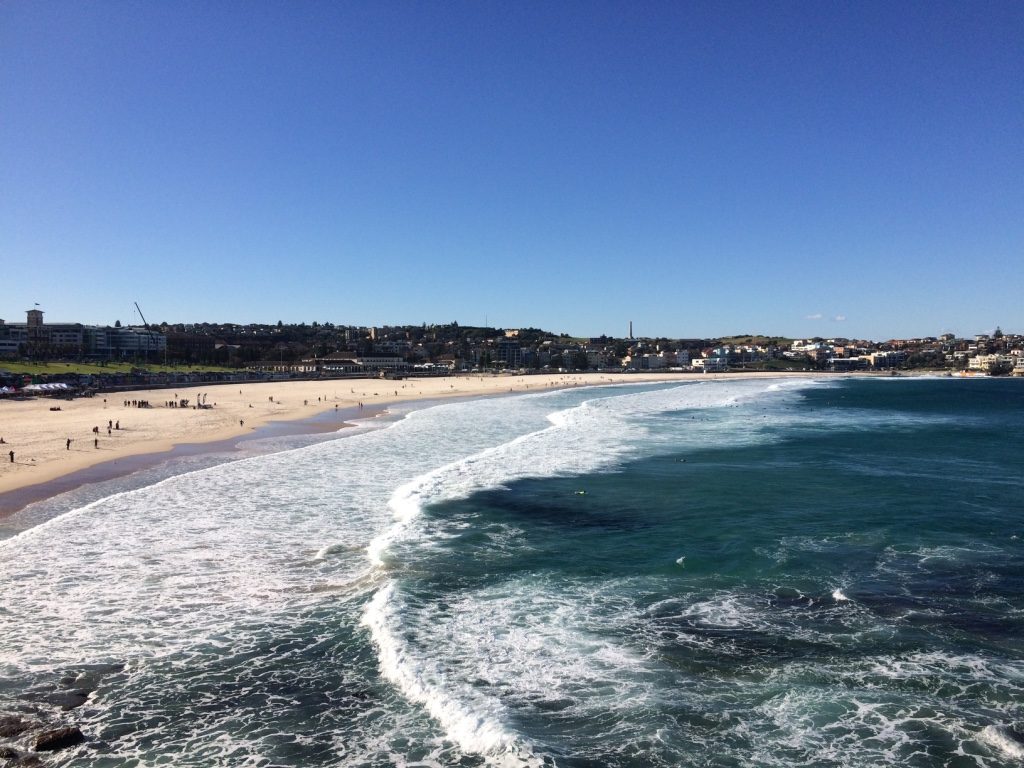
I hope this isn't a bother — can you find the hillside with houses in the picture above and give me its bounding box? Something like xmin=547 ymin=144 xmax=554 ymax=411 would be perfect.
xmin=2 ymin=309 xmax=1022 ymax=382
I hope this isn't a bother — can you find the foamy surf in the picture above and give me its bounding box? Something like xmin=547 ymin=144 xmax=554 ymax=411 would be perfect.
xmin=981 ymin=725 xmax=1024 ymax=761
xmin=359 ymin=379 xmax=829 ymax=763
xmin=3 ymin=376 xmax=1021 ymax=767
xmin=361 ymin=584 xmax=547 ymax=766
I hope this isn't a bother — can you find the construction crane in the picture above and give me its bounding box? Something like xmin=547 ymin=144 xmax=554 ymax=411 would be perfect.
xmin=134 ymin=301 xmax=153 ymax=363
xmin=134 ymin=301 xmax=150 ymax=330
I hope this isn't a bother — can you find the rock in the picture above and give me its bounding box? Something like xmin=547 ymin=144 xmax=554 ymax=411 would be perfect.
xmin=0 ymin=717 xmax=32 ymax=739
xmin=47 ymin=691 xmax=89 ymax=712
xmin=33 ymin=727 xmax=84 ymax=752
xmin=0 ymin=750 xmax=43 ymax=766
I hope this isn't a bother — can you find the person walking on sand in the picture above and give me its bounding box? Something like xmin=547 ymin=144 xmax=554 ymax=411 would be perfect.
xmin=9 ymin=450 xmax=14 ymax=463
xmin=66 ymin=438 xmax=71 ymax=450
xmin=94 ymin=438 xmax=98 ymax=449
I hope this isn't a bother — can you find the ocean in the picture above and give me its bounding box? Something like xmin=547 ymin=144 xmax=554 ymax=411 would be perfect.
xmin=1 ymin=376 xmax=1022 ymax=767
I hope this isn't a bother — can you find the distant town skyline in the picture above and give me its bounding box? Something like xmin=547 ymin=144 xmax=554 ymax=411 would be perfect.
xmin=2 ymin=2 xmax=1021 ymax=340
xmin=1 ymin=303 xmax=1015 ymax=345
xmin=4 ymin=302 xmax=1022 ymax=378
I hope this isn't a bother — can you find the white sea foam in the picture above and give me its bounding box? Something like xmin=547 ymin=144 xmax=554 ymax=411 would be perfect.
xmin=680 ymin=594 xmax=757 ymax=629
xmin=361 ymin=584 xmax=535 ymax=761
xmin=363 ymin=574 xmax=669 ymax=766
xmin=0 ymin=393 xmax=546 ymax=684
xmin=740 ymin=666 xmax=1024 ymax=768
xmin=980 ymin=724 xmax=1024 ymax=760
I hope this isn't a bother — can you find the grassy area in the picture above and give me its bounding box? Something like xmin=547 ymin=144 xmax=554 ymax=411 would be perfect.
xmin=0 ymin=361 xmax=236 ymax=376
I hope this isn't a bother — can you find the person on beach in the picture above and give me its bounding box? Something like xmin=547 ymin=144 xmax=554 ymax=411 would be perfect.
xmin=9 ymin=450 xmax=14 ymax=462
xmin=94 ymin=438 xmax=98 ymax=449
xmin=66 ymin=438 xmax=71 ymax=450
xmin=115 ymin=421 xmax=119 ymax=430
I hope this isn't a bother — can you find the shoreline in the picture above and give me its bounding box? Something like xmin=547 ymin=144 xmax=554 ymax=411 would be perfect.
xmin=0 ymin=403 xmax=382 ymax=519
xmin=0 ymin=370 xmax=850 ymax=519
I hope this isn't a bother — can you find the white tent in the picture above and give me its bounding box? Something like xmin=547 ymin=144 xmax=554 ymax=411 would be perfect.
xmin=22 ymin=383 xmax=72 ymax=393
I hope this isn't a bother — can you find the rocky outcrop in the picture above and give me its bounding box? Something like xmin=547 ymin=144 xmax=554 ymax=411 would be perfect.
xmin=0 ymin=746 xmax=46 ymax=766
xmin=33 ymin=726 xmax=84 ymax=752
xmin=46 ymin=691 xmax=88 ymax=713
xmin=0 ymin=718 xmax=33 ymax=740
xmin=0 ymin=664 xmax=117 ymax=759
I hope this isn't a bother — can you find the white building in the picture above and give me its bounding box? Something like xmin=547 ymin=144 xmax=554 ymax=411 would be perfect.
xmin=692 ymin=357 xmax=727 ymax=372
xmin=969 ymin=354 xmax=1014 ymax=372
xmin=353 ymin=355 xmax=408 ymax=372
xmin=623 ymin=353 xmax=671 ymax=371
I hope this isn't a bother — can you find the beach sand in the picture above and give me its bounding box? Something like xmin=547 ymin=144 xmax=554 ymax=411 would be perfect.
xmin=0 ymin=371 xmax=821 ymax=514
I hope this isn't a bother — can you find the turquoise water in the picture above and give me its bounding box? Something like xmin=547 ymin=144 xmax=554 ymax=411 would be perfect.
xmin=1 ymin=377 xmax=1022 ymax=766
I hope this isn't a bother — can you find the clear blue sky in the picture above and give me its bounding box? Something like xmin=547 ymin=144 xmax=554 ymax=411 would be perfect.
xmin=2 ymin=1 xmax=1021 ymax=340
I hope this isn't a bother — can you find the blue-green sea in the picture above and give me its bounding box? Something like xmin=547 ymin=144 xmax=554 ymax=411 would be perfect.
xmin=2 ymin=376 xmax=1022 ymax=766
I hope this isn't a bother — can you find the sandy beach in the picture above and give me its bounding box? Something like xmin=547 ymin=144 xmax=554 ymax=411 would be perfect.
xmin=0 ymin=371 xmax=822 ymax=513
